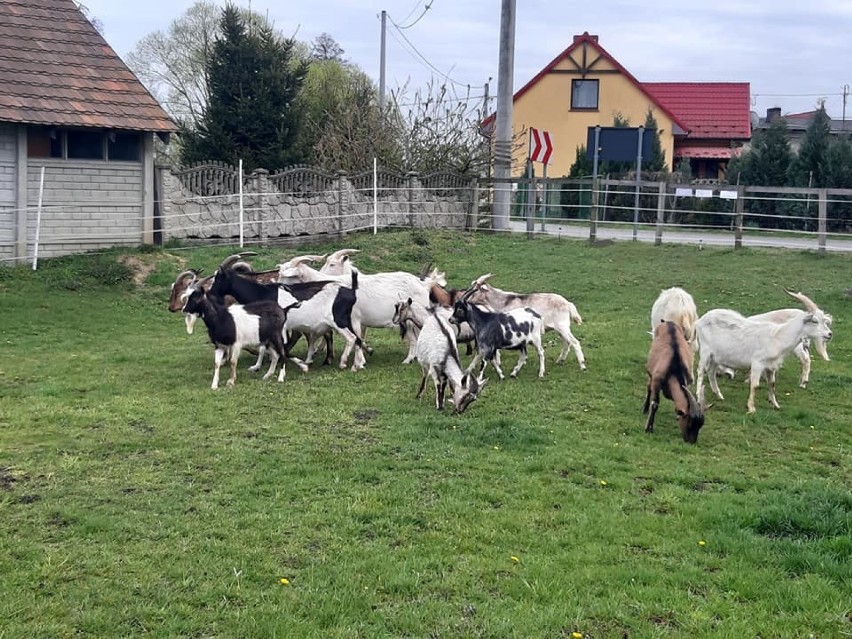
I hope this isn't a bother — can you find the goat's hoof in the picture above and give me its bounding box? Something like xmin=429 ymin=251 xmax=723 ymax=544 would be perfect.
xmin=226 ymin=380 xmax=235 ymax=388
xmin=799 ymin=382 xmax=808 ymax=389
xmin=248 ymin=365 xmax=260 ymax=372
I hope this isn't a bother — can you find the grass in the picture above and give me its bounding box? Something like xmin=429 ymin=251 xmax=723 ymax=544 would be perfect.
xmin=1 ymin=230 xmax=850 ymax=638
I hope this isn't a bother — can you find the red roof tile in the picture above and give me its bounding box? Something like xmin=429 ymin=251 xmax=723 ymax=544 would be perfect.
xmin=643 ymin=83 xmax=751 ymax=140
xmin=673 ymin=144 xmax=739 ymax=159
xmin=0 ymin=0 xmax=175 ymax=132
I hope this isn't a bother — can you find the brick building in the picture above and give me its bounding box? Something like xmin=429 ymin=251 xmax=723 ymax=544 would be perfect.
xmin=0 ymin=0 xmax=175 ymax=262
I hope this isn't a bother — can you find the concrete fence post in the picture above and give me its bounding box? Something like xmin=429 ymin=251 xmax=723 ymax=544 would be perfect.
xmin=655 ymin=181 xmax=666 ymax=246
xmin=589 ymin=177 xmax=599 ymax=243
xmin=407 ymin=171 xmax=418 ymax=228
xmin=336 ymin=170 xmax=347 ymax=236
xmin=467 ymin=177 xmax=480 ymax=231
xmin=253 ymin=169 xmax=269 ymax=246
xmin=734 ymin=186 xmax=745 ymax=249
xmin=818 ymin=188 xmax=827 ymax=254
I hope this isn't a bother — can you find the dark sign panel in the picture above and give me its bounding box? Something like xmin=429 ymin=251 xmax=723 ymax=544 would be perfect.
xmin=586 ymin=127 xmax=656 ymax=162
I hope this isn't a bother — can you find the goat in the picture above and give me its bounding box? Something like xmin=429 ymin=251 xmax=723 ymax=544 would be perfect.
xmin=392 ymin=297 xmax=476 ymax=363
xmin=695 ymin=308 xmax=833 ymax=413
xmin=168 ymin=257 xmax=277 ymax=335
xmin=427 ymin=271 xmax=476 ymax=355
xmin=644 ymin=321 xmax=705 ymax=443
xmin=734 ymin=290 xmax=833 ymax=388
xmin=464 ymin=273 xmax=585 ymax=370
xmin=209 ymin=255 xmax=368 ymax=371
xmin=181 ymin=279 xmax=306 ymax=389
xmin=279 ymin=254 xmax=445 ymax=364
xmin=650 ymin=286 xmax=698 ymax=348
xmin=414 ymin=307 xmax=487 ymax=413
xmin=450 ymin=296 xmax=546 ymax=380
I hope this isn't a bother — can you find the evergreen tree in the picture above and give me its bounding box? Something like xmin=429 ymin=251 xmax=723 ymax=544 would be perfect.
xmin=567 ymin=145 xmax=593 ymax=177
xmin=180 ymin=5 xmax=308 ymax=171
xmin=790 ymin=104 xmax=832 ymax=187
xmin=643 ymin=109 xmax=667 ymax=173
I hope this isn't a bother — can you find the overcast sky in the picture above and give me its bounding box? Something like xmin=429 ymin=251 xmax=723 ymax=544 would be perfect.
xmin=83 ymin=0 xmax=852 ymax=122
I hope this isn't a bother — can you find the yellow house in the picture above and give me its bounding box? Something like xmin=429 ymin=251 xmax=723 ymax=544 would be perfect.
xmin=500 ymin=33 xmax=751 ymax=179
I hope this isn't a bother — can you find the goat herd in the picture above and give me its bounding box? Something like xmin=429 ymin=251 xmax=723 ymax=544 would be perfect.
xmin=168 ymin=249 xmax=834 ymax=444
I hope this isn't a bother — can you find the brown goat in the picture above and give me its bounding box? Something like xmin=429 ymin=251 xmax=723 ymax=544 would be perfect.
xmin=643 ymin=321 xmax=705 ymax=443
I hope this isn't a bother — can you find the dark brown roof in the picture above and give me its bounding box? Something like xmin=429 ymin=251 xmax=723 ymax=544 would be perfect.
xmin=0 ymin=0 xmax=175 ymax=132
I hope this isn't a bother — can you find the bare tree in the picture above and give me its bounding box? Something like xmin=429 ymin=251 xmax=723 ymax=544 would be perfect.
xmin=310 ymin=33 xmax=346 ymax=62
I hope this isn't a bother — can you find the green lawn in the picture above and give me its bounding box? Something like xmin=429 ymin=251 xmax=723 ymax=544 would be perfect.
xmin=1 ymin=230 xmax=850 ymax=638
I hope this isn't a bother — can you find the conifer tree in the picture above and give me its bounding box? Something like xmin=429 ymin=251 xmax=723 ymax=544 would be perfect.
xmin=180 ymin=5 xmax=308 ymax=171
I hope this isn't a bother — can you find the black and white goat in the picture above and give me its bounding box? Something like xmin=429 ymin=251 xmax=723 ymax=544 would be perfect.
xmin=392 ymin=297 xmax=476 ymax=364
xmin=278 ymin=253 xmax=444 ymax=364
xmin=464 ymin=273 xmax=585 ymax=370
xmin=415 ymin=307 xmax=487 ymax=413
xmin=644 ymin=321 xmax=705 ymax=443
xmin=209 ymin=255 xmax=368 ymax=370
xmin=450 ymin=294 xmax=546 ymax=380
xmin=695 ymin=307 xmax=833 ymax=414
xmin=182 ymin=279 xmax=306 ymax=389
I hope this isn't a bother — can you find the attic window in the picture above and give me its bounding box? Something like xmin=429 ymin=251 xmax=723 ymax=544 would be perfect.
xmin=571 ymin=79 xmax=599 ymax=110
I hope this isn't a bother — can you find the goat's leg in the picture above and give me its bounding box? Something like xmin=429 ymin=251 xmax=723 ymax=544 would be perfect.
xmin=466 ymin=352 xmax=483 ymax=375
xmin=747 ymin=366 xmax=762 ymax=414
xmin=553 ymin=321 xmax=586 ymax=370
xmin=322 ymin=331 xmax=334 ymax=366
xmin=510 ymin=345 xmax=528 ymax=378
xmin=416 ymin=366 xmax=429 ymax=400
xmin=707 ymin=364 xmax=725 ymax=400
xmin=532 ymin=335 xmax=546 ymax=378
xmin=644 ymin=387 xmax=660 ymax=433
xmin=227 ymin=345 xmax=241 ymax=388
xmin=402 ymin=325 xmax=419 ymax=364
xmin=766 ymin=368 xmax=781 ymax=409
xmin=212 ymin=347 xmax=226 ymax=390
xmin=696 ymin=355 xmax=708 ymax=406
xmin=487 ymin=349 xmax=506 ymax=380
xmin=262 ymin=347 xmax=280 ymax=381
xmin=249 ymin=345 xmax=266 ymax=372
xmin=437 ymin=375 xmax=449 ymax=409
xmin=794 ymin=340 xmax=811 ymax=388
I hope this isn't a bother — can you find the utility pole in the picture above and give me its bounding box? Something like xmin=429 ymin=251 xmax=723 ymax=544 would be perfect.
xmin=482 ymin=78 xmax=491 ymax=181
xmin=379 ymin=10 xmax=387 ymax=111
xmin=491 ymin=0 xmax=516 ymax=231
xmin=843 ymin=84 xmax=849 ymax=131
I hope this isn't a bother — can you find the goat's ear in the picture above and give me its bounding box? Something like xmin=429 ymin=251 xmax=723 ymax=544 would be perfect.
xmin=407 ymin=297 xmax=413 ymax=305
xmin=460 ymin=374 xmax=469 ymax=388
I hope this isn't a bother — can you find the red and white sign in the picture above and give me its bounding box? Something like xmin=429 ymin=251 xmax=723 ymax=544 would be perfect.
xmin=529 ymin=127 xmax=554 ymax=165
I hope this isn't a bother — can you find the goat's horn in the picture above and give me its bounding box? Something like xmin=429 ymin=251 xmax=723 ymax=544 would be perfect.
xmin=219 ymin=252 xmax=257 ymax=271
xmin=470 ymin=273 xmax=493 ymax=289
xmin=418 ymin=261 xmax=433 ymax=280
xmin=174 ymin=269 xmax=197 ymax=284
xmin=327 ymin=248 xmax=360 ymax=261
xmin=682 ymin=385 xmax=702 ymax=415
xmin=288 ymin=254 xmax=325 ymax=268
xmin=783 ymin=289 xmax=819 ymax=312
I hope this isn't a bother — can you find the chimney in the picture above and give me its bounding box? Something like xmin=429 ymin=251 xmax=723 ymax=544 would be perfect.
xmin=766 ymin=107 xmax=782 ymax=123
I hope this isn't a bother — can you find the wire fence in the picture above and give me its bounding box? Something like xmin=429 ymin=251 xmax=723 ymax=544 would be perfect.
xmin=4 ymin=171 xmax=852 ymax=267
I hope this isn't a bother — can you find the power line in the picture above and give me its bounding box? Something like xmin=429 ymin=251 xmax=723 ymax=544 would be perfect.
xmin=385 ymin=12 xmax=470 ymax=89
xmin=397 ymin=0 xmax=434 ymax=30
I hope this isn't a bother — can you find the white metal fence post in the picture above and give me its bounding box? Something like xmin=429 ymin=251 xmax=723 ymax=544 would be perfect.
xmin=373 ymin=157 xmax=378 ymax=235
xmin=31 ymin=166 xmax=45 ymax=270
xmin=238 ymin=159 xmax=244 ymax=248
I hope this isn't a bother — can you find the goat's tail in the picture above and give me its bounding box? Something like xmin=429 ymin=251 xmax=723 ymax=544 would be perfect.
xmin=569 ymin=302 xmax=583 ymax=325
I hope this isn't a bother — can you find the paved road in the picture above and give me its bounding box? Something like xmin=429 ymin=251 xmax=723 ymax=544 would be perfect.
xmin=508 ymin=220 xmax=852 ymax=253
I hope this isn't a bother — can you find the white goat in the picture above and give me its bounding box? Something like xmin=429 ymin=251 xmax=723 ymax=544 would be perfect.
xmin=392 ymin=297 xmax=476 ymax=364
xmin=741 ymin=290 xmax=833 ymax=388
xmin=415 ymin=307 xmax=487 ymax=413
xmin=650 ymin=286 xmax=698 ymax=348
xmin=695 ymin=308 xmax=833 ymax=413
xmin=279 ymin=253 xmax=445 ymax=364
xmin=464 ymin=273 xmax=585 ymax=369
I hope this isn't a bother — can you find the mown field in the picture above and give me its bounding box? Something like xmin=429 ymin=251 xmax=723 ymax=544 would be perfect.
xmin=1 ymin=230 xmax=850 ymax=639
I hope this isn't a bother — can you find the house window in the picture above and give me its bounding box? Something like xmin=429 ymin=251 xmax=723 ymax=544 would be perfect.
xmin=27 ymin=127 xmax=62 ymax=158
xmin=108 ymin=132 xmax=141 ymax=161
xmin=571 ymin=79 xmax=599 ymax=110
xmin=67 ymin=129 xmax=105 ymax=160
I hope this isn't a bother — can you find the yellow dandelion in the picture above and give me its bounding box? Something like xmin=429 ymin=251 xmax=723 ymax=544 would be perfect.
xmin=279 ymin=578 xmax=290 ymax=585
xmin=510 ymin=555 xmax=520 ymax=563
xmin=698 ymin=540 xmax=706 ymax=547
xmin=493 ymin=445 xmax=500 ymax=451
xmin=572 ymin=633 xmax=583 ymax=639
xmin=600 ymin=480 xmax=608 ymax=486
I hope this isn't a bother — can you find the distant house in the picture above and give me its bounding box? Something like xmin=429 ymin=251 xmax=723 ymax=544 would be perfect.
xmin=753 ymin=108 xmax=852 ymax=152
xmin=0 ymin=0 xmax=176 ymax=263
xmin=494 ymin=33 xmax=751 ymax=180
